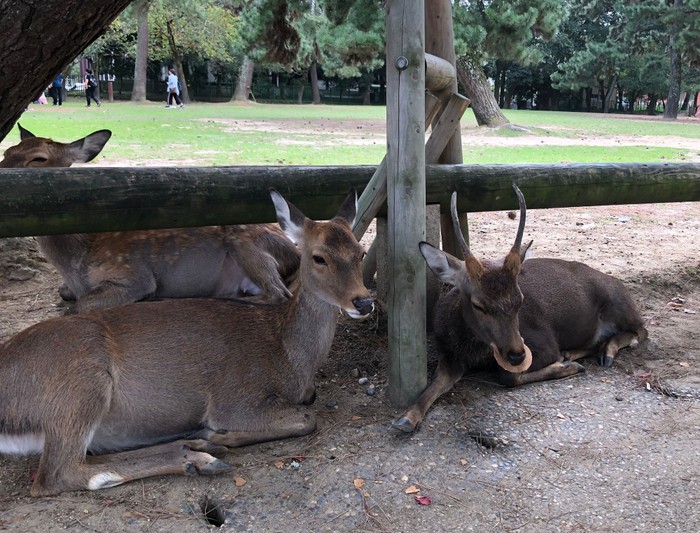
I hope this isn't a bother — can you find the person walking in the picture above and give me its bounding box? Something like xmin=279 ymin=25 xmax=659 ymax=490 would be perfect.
xmin=166 ymin=68 xmax=184 ymax=108
xmin=84 ymin=69 xmax=101 ymax=107
xmin=50 ymin=73 xmax=64 ymax=106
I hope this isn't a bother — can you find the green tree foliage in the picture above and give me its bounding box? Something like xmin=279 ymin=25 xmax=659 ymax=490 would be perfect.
xmin=452 ymin=0 xmax=568 ymax=126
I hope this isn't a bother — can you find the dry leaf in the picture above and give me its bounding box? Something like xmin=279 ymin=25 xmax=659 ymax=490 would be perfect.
xmin=459 ymin=459 xmax=468 ymax=466
xmin=234 ymin=476 xmax=247 ymax=487
xmin=415 ymin=495 xmax=432 ymax=506
xmin=405 ymin=485 xmax=420 ymax=494
xmin=274 ymin=460 xmax=285 ymax=469
xmin=353 ymin=478 xmax=365 ymax=490
xmin=680 ymin=361 xmax=690 ymax=367
xmin=351 ymin=415 xmax=362 ymax=421
xmin=401 ymin=475 xmax=409 ymax=482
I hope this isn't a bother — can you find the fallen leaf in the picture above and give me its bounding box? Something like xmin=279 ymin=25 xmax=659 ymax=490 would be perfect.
xmin=351 ymin=415 xmax=362 ymax=421
xmin=680 ymin=361 xmax=690 ymax=367
xmin=401 ymin=475 xmax=409 ymax=482
xmin=405 ymin=485 xmax=420 ymax=494
xmin=274 ymin=460 xmax=285 ymax=469
xmin=353 ymin=478 xmax=365 ymax=490
xmin=459 ymin=459 xmax=468 ymax=466
xmin=415 ymin=495 xmax=432 ymax=506
xmin=556 ymin=412 xmax=566 ymax=419
xmin=234 ymin=476 xmax=247 ymax=487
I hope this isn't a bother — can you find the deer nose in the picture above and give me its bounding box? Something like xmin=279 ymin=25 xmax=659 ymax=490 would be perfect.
xmin=508 ymin=351 xmax=526 ymax=366
xmin=352 ymin=296 xmax=374 ymax=316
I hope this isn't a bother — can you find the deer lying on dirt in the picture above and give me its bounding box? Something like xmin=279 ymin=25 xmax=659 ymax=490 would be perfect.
xmin=0 ymin=188 xmax=373 ymax=496
xmin=0 ymin=125 xmax=300 ymax=311
xmin=393 ymin=185 xmax=647 ymax=433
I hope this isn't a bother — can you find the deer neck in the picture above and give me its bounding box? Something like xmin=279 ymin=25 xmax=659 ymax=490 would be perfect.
xmin=35 ymin=234 xmax=89 ymax=296
xmin=280 ymin=282 xmax=339 ymax=401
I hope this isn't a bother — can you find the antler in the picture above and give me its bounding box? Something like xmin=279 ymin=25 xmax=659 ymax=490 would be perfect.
xmin=511 ymin=183 xmax=527 ymax=252
xmin=450 ymin=191 xmax=470 ymax=257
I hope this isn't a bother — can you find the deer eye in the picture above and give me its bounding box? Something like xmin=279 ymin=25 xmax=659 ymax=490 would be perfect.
xmin=30 ymin=157 xmax=48 ymax=165
xmin=312 ymin=255 xmax=327 ymax=266
xmin=472 ymin=302 xmax=486 ymax=313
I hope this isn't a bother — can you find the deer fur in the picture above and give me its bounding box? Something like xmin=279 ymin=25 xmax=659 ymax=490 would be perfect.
xmin=0 ymin=189 xmax=373 ymax=496
xmin=0 ymin=125 xmax=300 ymax=311
xmin=393 ymin=185 xmax=647 ymax=433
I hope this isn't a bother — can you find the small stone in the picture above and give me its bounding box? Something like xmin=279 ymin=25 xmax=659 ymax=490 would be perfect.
xmin=358 ymin=377 xmax=369 ymax=385
xmin=325 ymin=401 xmax=338 ymax=409
xmin=350 ymin=368 xmax=360 ymax=378
xmin=366 ymin=384 xmax=376 ymax=396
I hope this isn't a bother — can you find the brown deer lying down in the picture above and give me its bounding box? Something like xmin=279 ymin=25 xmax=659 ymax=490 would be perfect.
xmin=0 ymin=125 xmax=300 ymax=311
xmin=393 ymin=185 xmax=647 ymax=433
xmin=0 ymin=189 xmax=374 ymax=497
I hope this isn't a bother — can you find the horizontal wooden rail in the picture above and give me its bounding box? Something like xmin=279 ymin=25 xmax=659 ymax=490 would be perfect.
xmin=1 ymin=163 xmax=699 ymax=237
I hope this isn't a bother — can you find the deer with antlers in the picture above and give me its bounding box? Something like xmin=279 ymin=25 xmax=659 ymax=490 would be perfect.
xmin=393 ymin=184 xmax=647 ymax=433
xmin=0 ymin=188 xmax=373 ymax=496
xmin=0 ymin=125 xmax=300 ymax=311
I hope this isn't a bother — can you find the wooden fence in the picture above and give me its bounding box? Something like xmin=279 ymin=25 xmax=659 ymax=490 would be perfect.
xmin=1 ymin=163 xmax=699 ymax=238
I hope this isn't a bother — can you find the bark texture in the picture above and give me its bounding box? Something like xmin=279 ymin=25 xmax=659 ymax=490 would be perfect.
xmin=232 ymin=57 xmax=255 ymax=101
xmin=0 ymin=0 xmax=132 ymax=140
xmin=456 ymin=58 xmax=509 ymax=127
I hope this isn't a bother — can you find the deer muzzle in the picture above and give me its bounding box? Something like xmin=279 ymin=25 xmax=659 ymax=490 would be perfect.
xmin=490 ymin=341 xmax=533 ymax=373
xmin=347 ymin=296 xmax=374 ymax=319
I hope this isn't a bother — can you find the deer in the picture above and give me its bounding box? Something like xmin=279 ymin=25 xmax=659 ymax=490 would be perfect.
xmin=0 ymin=188 xmax=374 ymax=497
xmin=0 ymin=125 xmax=300 ymax=311
xmin=392 ymin=184 xmax=648 ymax=433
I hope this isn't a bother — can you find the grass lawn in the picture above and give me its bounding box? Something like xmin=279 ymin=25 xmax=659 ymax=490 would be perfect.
xmin=3 ymin=99 xmax=698 ymax=165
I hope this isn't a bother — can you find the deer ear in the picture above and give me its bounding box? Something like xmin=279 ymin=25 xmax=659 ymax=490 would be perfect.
xmin=520 ymin=239 xmax=534 ymax=262
xmin=69 ymin=130 xmax=112 ymax=163
xmin=18 ymin=123 xmax=35 ymax=141
xmin=419 ymin=242 xmax=468 ymax=287
xmin=270 ymin=189 xmax=307 ymax=244
xmin=334 ymin=188 xmax=357 ymax=227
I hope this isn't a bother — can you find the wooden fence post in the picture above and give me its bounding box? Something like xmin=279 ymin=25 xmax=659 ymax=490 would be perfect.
xmin=386 ymin=0 xmax=427 ymax=407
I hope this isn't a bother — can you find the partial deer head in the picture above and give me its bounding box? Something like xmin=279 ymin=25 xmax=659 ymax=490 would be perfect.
xmin=0 ymin=124 xmax=112 ymax=168
xmin=420 ymin=184 xmax=533 ymax=373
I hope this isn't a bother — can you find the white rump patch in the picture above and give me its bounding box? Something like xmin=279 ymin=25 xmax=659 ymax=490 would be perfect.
xmin=0 ymin=433 xmax=45 ymax=455
xmin=88 ymin=472 xmax=125 ymax=490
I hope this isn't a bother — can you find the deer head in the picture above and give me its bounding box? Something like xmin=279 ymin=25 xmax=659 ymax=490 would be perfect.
xmin=0 ymin=124 xmax=111 ymax=168
xmin=420 ymin=184 xmax=533 ymax=373
xmin=271 ymin=188 xmax=373 ymax=319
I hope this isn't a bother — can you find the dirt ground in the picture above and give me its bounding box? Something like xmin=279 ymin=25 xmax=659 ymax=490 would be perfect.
xmin=1 ymin=118 xmax=699 ymax=531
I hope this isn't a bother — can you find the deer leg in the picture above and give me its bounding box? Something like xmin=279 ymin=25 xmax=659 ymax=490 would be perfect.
xmin=32 ymin=439 xmax=231 ymax=497
xmin=498 ymin=360 xmax=585 ymax=387
xmin=391 ymin=359 xmax=464 ymax=433
xmin=562 ymin=348 xmax=597 ymax=362
xmin=236 ymin=249 xmax=292 ymax=303
xmin=76 ymin=274 xmax=157 ymax=313
xmin=598 ymin=327 xmax=647 ymax=367
xmin=196 ymin=404 xmax=317 ymax=448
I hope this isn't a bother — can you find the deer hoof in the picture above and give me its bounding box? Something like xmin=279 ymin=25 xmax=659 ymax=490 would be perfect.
xmin=198 ymin=458 xmax=233 ymax=476
xmin=598 ymin=354 xmax=614 ymax=368
xmin=390 ymin=417 xmax=416 ymax=433
xmin=563 ymin=361 xmax=586 ymax=373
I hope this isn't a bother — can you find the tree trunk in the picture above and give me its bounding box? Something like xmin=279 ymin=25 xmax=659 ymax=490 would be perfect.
xmin=646 ymin=94 xmax=658 ymax=115
xmin=603 ymin=75 xmax=617 ymax=113
xmin=131 ymin=0 xmax=149 ymax=102
xmin=0 ymin=0 xmax=132 ymax=140
xmin=664 ymin=5 xmax=682 ymax=120
xmin=296 ymin=77 xmax=305 ymax=104
xmin=456 ymin=58 xmax=509 ymax=127
xmin=166 ymin=19 xmax=190 ymax=104
xmin=309 ymin=62 xmax=321 ymax=104
xmin=232 ymin=56 xmax=254 ymax=101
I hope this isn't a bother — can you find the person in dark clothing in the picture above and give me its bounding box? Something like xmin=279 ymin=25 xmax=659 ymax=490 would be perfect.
xmin=50 ymin=73 xmax=64 ymax=106
xmin=85 ymin=69 xmax=101 ymax=107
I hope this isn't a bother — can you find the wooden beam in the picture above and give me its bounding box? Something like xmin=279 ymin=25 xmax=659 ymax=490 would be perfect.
xmin=425 ymin=53 xmax=455 ymax=93
xmin=1 ymin=163 xmax=700 ymax=238
xmin=386 ymin=0 xmax=427 ymax=407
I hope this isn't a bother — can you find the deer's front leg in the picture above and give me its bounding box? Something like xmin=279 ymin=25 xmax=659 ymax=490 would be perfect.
xmin=391 ymin=358 xmax=464 ymax=433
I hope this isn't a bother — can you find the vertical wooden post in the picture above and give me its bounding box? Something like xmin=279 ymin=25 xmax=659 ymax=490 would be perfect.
xmin=386 ymin=0 xmax=426 ymax=407
xmin=425 ymin=0 xmax=467 ymax=255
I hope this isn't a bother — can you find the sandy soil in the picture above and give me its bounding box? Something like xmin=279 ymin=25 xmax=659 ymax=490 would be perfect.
xmin=0 ymin=119 xmax=699 ymax=531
